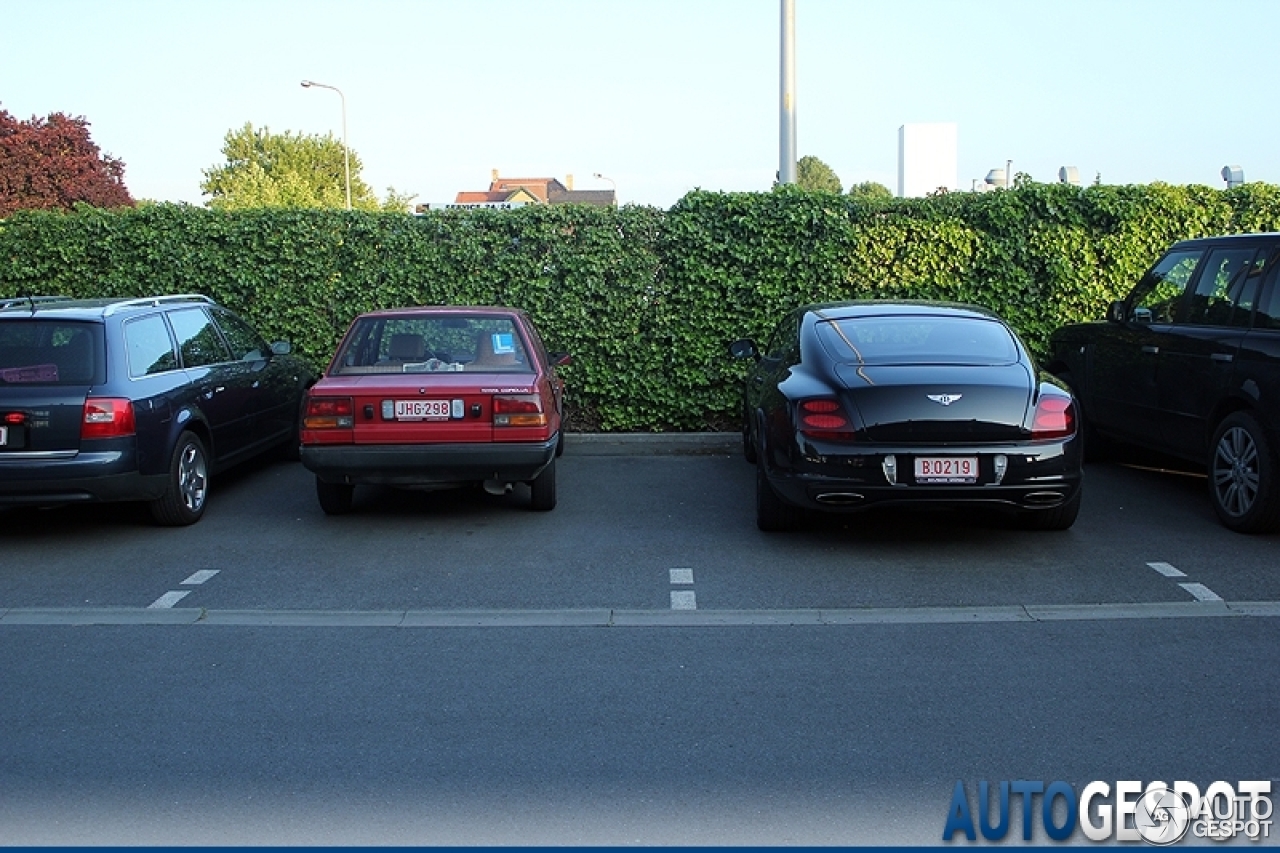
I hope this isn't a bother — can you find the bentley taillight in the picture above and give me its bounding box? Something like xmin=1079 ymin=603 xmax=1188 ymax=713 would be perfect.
xmin=798 ymin=398 xmax=855 ymax=440
xmin=1031 ymin=396 xmax=1075 ymax=440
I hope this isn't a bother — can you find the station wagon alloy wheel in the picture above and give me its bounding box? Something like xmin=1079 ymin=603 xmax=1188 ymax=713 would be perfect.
xmin=1208 ymin=412 xmax=1280 ymax=533
xmin=149 ymin=431 xmax=208 ymax=526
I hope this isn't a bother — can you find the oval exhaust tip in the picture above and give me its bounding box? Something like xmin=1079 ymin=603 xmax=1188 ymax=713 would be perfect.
xmin=1024 ymin=491 xmax=1065 ymax=506
xmin=815 ymin=492 xmax=865 ymax=506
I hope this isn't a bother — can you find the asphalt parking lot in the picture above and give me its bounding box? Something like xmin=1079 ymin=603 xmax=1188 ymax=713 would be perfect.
xmin=2 ymin=433 xmax=1277 ymax=619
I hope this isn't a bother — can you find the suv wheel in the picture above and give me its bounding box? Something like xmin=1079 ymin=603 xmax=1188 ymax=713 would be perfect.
xmin=1208 ymin=412 xmax=1280 ymax=533
xmin=150 ymin=431 xmax=208 ymax=526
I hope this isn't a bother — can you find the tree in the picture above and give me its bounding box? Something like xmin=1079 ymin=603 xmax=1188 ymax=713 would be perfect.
xmin=847 ymin=181 xmax=893 ymax=201
xmin=0 ymin=107 xmax=133 ymax=216
xmin=795 ymin=155 xmax=842 ymax=193
xmin=201 ymin=123 xmax=412 ymax=212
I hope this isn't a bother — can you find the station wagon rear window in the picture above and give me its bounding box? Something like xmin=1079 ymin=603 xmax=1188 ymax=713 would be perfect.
xmin=0 ymin=320 xmax=104 ymax=385
xmin=332 ymin=315 xmax=533 ymax=374
xmin=816 ymin=316 xmax=1019 ymax=366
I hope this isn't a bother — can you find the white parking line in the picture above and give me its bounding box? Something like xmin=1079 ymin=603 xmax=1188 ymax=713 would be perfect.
xmin=181 ymin=569 xmax=220 ymax=585
xmin=147 ymin=591 xmax=191 ymax=609
xmin=670 ymin=591 xmax=697 ymax=610
xmin=669 ymin=568 xmax=694 ymax=585
xmin=1179 ymin=582 xmax=1224 ymax=602
xmin=1147 ymin=561 xmax=1186 ymax=578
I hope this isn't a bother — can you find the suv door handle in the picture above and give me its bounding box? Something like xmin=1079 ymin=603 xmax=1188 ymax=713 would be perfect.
xmin=1141 ymin=345 xmax=1159 ymax=354
xmin=1211 ymin=353 xmax=1234 ymax=362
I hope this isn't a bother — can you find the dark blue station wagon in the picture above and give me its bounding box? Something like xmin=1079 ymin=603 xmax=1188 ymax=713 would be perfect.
xmin=0 ymin=294 xmax=315 ymax=525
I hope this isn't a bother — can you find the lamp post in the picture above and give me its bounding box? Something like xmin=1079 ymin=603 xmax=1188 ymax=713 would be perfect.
xmin=300 ymin=79 xmax=351 ymax=210
xmin=592 ymin=172 xmax=617 ymax=205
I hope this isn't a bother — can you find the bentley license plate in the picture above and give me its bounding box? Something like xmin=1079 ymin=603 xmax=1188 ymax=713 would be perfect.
xmin=0 ymin=426 xmax=6 ymax=446
xmin=914 ymin=456 xmax=977 ymax=484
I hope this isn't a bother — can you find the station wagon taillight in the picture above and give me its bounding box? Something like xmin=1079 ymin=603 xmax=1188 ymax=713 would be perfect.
xmin=798 ymin=398 xmax=855 ymax=440
xmin=1031 ymin=396 xmax=1075 ymax=440
xmin=81 ymin=397 xmax=136 ymax=439
xmin=304 ymin=397 xmax=354 ymax=429
xmin=493 ymin=394 xmax=546 ymax=427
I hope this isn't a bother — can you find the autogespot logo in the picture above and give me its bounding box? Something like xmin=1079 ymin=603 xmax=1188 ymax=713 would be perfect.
xmin=942 ymin=780 xmax=1273 ymax=844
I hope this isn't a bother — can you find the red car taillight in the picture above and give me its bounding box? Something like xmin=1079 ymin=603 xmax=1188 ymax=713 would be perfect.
xmin=798 ymin=398 xmax=856 ymax=440
xmin=81 ymin=397 xmax=135 ymax=439
xmin=304 ymin=397 xmax=354 ymax=429
xmin=4 ymin=411 xmax=25 ymax=425
xmin=493 ymin=394 xmax=547 ymax=427
xmin=1031 ymin=396 xmax=1075 ymax=440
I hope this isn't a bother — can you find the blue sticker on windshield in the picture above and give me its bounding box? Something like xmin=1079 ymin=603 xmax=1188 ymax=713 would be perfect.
xmin=491 ymin=333 xmax=515 ymax=355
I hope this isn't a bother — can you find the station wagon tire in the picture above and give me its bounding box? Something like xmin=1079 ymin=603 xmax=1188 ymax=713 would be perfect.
xmin=1208 ymin=412 xmax=1280 ymax=533
xmin=149 ymin=431 xmax=208 ymax=526
xmin=756 ymin=462 xmax=801 ymax=532
xmin=316 ymin=478 xmax=355 ymax=515
xmin=1015 ymin=488 xmax=1081 ymax=531
xmin=529 ymin=459 xmax=557 ymax=511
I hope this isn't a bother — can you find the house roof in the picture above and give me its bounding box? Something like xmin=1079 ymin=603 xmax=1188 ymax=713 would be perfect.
xmin=548 ymin=189 xmax=617 ymax=207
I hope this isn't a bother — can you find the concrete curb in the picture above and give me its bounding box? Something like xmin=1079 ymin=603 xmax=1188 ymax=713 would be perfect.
xmin=562 ymin=432 xmax=739 ymax=456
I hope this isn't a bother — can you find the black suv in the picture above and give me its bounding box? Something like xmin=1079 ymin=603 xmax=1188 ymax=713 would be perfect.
xmin=1048 ymin=233 xmax=1280 ymax=533
xmin=0 ymin=294 xmax=316 ymax=525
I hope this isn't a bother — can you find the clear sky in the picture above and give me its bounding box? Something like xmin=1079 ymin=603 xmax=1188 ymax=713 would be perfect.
xmin=3 ymin=0 xmax=1275 ymax=208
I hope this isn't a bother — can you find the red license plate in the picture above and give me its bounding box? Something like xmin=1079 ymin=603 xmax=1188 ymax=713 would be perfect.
xmin=914 ymin=456 xmax=977 ymax=483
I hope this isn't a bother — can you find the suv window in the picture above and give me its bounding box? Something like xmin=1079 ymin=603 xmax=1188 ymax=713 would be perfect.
xmin=1183 ymin=247 xmax=1264 ymax=327
xmin=124 ymin=314 xmax=179 ymax=377
xmin=169 ymin=308 xmax=230 ymax=368
xmin=1129 ymin=249 xmax=1202 ymax=324
xmin=214 ymin=309 xmax=269 ymax=361
xmin=1256 ymin=265 xmax=1280 ymax=330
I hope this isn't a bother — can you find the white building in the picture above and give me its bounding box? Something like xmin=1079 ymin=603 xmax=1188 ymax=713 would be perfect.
xmin=897 ymin=123 xmax=958 ymax=198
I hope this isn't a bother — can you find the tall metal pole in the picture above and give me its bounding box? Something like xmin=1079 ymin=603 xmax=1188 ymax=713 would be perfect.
xmin=779 ymin=0 xmax=797 ymax=185
xmin=301 ymin=80 xmax=352 ymax=211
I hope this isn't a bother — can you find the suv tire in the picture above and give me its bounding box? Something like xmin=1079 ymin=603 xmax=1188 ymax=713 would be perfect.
xmin=1208 ymin=411 xmax=1280 ymax=533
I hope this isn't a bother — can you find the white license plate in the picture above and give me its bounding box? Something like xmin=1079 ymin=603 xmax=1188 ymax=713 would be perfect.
xmin=914 ymin=456 xmax=978 ymax=483
xmin=394 ymin=399 xmax=453 ymax=420
xmin=0 ymin=426 xmax=6 ymax=446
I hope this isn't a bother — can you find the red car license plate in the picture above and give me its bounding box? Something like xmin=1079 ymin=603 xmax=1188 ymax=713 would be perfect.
xmin=394 ymin=399 xmax=452 ymax=420
xmin=914 ymin=456 xmax=977 ymax=484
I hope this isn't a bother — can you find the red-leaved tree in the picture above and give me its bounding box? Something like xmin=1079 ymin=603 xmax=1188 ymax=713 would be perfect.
xmin=0 ymin=107 xmax=134 ymax=216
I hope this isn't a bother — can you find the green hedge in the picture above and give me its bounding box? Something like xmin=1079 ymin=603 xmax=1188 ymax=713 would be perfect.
xmin=3 ymin=183 xmax=1279 ymax=431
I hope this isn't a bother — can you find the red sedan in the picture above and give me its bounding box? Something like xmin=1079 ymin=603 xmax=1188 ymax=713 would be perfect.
xmin=300 ymin=306 xmax=568 ymax=514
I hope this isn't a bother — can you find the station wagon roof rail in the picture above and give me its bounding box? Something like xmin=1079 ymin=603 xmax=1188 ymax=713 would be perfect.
xmin=102 ymin=294 xmax=215 ymax=316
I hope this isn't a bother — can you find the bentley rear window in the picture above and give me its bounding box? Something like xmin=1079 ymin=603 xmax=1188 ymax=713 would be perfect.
xmin=816 ymin=316 xmax=1019 ymax=366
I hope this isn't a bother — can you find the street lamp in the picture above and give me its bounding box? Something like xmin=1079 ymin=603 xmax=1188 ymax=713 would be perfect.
xmin=300 ymin=79 xmax=351 ymax=210
xmin=592 ymin=172 xmax=617 ymax=205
